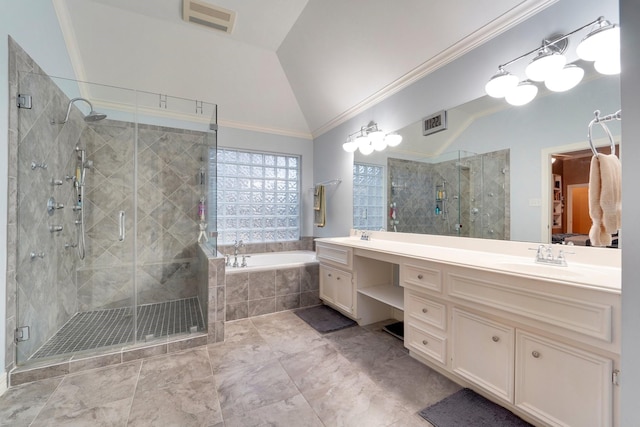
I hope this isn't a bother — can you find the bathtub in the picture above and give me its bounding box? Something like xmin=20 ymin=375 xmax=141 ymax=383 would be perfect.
xmin=225 ymin=250 xmax=318 ymax=273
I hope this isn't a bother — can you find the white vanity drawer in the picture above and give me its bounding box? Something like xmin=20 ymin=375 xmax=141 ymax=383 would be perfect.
xmin=406 ymin=291 xmax=446 ymax=331
xmin=316 ymin=243 xmax=353 ymax=269
xmin=401 ymin=262 xmax=442 ymax=293
xmin=406 ymin=323 xmax=447 ymax=366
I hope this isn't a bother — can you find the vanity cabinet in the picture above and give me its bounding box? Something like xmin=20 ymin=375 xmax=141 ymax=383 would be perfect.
xmin=317 ymin=243 xmax=355 ymax=317
xmin=400 ymin=260 xmax=619 ymax=427
xmin=452 ymin=308 xmax=514 ymax=403
xmin=316 ymin=236 xmax=620 ymax=427
xmin=319 ymin=265 xmax=354 ymax=316
xmin=515 ymin=330 xmax=613 ymax=427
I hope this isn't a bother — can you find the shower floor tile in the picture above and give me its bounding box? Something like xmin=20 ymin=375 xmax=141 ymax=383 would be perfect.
xmin=31 ymin=297 xmax=205 ymax=360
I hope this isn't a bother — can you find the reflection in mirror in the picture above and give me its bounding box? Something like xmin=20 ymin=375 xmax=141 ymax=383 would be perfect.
xmin=353 ymin=72 xmax=621 ymax=244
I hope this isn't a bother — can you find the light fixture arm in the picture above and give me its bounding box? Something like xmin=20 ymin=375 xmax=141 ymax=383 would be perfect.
xmin=497 ymin=16 xmax=606 ymax=70
xmin=347 ymin=121 xmax=380 ymax=140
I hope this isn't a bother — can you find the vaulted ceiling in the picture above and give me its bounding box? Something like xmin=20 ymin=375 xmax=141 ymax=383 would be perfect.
xmin=53 ymin=0 xmax=555 ymax=139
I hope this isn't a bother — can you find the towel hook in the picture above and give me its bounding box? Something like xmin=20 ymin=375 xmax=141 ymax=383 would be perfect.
xmin=588 ymin=110 xmax=616 ymax=157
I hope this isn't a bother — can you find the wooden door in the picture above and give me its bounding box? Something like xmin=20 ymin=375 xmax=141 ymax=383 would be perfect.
xmin=568 ymin=185 xmax=590 ymax=234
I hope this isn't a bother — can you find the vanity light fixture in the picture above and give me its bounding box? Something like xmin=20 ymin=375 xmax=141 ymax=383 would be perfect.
xmin=485 ymin=16 xmax=620 ymax=106
xmin=342 ymin=121 xmax=403 ymax=155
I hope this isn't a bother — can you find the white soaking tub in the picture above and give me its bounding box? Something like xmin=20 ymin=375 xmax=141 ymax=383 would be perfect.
xmin=225 ymin=250 xmax=318 ymax=273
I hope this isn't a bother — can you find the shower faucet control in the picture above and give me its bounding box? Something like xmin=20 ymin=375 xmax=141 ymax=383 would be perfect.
xmin=49 ymin=225 xmax=63 ymax=233
xmin=47 ymin=197 xmax=64 ymax=215
xmin=50 ymin=178 xmax=63 ymax=186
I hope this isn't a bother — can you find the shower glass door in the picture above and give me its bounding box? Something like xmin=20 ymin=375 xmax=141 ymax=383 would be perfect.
xmin=14 ymin=73 xmax=137 ymax=365
xmin=13 ymin=72 xmax=217 ymax=367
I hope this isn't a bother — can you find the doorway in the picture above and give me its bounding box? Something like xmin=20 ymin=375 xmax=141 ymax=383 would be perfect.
xmin=567 ymin=184 xmax=590 ymax=233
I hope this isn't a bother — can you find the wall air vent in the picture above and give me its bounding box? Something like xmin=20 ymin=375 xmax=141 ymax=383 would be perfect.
xmin=182 ymin=0 xmax=236 ymax=34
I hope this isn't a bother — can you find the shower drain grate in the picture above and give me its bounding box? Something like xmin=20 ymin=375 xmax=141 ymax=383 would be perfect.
xmin=30 ymin=297 xmax=204 ymax=359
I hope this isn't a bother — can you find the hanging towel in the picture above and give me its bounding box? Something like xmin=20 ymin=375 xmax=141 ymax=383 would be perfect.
xmin=588 ymin=153 xmax=621 ymax=246
xmin=314 ymin=184 xmax=326 ymax=227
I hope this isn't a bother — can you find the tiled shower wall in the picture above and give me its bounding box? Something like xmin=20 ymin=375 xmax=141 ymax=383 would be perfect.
xmin=8 ymin=39 xmax=82 ymax=364
xmin=77 ymin=120 xmax=209 ymax=311
xmin=387 ymin=149 xmax=510 ymax=239
xmin=6 ymin=38 xmax=214 ymax=369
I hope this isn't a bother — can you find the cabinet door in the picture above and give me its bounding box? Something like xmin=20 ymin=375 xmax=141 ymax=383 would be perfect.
xmin=515 ymin=331 xmax=613 ymax=427
xmin=319 ymin=265 xmax=353 ymax=315
xmin=319 ymin=266 xmax=335 ymax=304
xmin=452 ymin=308 xmax=514 ymax=403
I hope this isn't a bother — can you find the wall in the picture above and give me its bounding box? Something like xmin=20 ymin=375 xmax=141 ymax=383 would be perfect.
xmin=619 ymin=0 xmax=640 ymax=424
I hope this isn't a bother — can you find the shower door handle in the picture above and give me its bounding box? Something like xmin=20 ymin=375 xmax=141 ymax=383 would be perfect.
xmin=118 ymin=211 xmax=125 ymax=242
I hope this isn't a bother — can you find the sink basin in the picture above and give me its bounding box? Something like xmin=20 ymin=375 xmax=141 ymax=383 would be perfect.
xmin=492 ymin=261 xmax=591 ymax=280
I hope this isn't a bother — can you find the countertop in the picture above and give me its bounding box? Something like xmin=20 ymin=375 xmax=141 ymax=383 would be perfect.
xmin=315 ymin=233 xmax=621 ymax=293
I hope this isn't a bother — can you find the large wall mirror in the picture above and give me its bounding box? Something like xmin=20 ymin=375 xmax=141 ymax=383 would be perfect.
xmin=353 ymin=69 xmax=621 ymax=247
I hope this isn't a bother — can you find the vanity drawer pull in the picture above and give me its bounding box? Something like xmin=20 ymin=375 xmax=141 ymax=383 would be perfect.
xmin=532 ymin=351 xmax=541 ymax=358
xmin=327 ymin=273 xmax=332 ymax=277
xmin=336 ymin=276 xmax=341 ymax=280
xmin=417 ymin=274 xmax=424 ymax=279
xmin=422 ymin=308 xmax=428 ymax=313
xmin=492 ymin=336 xmax=500 ymax=342
xmin=422 ymin=340 xmax=428 ymax=346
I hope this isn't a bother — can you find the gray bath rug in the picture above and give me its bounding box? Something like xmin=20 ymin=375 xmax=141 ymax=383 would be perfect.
xmin=294 ymin=305 xmax=356 ymax=333
xmin=419 ymin=388 xmax=533 ymax=427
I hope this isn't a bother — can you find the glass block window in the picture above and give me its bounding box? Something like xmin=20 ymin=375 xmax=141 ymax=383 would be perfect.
xmin=216 ymin=148 xmax=300 ymax=244
xmin=353 ymin=163 xmax=385 ymax=230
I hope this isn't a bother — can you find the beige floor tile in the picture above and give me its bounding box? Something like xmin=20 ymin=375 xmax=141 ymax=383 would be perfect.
xmin=30 ymin=361 xmax=141 ymax=426
xmin=0 ymin=377 xmax=61 ymax=427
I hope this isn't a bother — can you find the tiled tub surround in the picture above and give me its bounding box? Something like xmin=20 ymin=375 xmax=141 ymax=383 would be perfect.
xmin=387 ymin=149 xmax=510 ymax=240
xmin=6 ymin=38 xmax=216 ymax=371
xmin=225 ymin=253 xmax=320 ymax=321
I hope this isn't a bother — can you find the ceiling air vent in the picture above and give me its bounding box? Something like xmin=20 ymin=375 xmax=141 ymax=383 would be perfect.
xmin=182 ymin=0 xmax=236 ymax=34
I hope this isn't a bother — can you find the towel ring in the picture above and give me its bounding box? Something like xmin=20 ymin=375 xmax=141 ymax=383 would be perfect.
xmin=588 ymin=110 xmax=616 ymax=157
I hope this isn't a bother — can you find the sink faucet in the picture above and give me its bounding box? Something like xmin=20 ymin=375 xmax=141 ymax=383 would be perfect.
xmin=360 ymin=231 xmax=370 ymax=241
xmin=532 ymin=244 xmax=572 ymax=267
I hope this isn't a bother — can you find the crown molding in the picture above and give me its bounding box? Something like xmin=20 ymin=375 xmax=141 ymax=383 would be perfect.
xmin=311 ymin=0 xmax=558 ymax=139
xmin=218 ymin=119 xmax=313 ymax=140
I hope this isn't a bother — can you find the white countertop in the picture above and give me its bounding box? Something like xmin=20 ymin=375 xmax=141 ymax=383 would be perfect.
xmin=315 ymin=233 xmax=621 ymax=293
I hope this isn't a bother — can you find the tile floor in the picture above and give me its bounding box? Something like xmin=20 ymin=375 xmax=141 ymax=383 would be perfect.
xmin=0 ymin=310 xmax=461 ymax=426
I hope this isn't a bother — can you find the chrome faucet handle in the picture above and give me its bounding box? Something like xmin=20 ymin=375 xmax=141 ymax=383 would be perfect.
xmin=224 ymin=254 xmax=230 ymax=266
xmin=232 ymin=255 xmax=239 ymax=268
xmin=241 ymin=255 xmax=251 ymax=267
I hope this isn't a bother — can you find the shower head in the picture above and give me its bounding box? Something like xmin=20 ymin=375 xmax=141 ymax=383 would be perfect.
xmin=84 ymin=111 xmax=107 ymax=122
xmin=54 ymin=97 xmax=107 ymax=124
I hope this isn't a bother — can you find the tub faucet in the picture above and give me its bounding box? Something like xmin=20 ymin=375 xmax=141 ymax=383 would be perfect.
xmin=233 ymin=240 xmax=244 ymax=256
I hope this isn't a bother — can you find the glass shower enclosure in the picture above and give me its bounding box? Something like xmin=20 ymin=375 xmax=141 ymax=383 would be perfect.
xmin=386 ymin=149 xmax=510 ymax=239
xmin=13 ymin=72 xmax=217 ymax=365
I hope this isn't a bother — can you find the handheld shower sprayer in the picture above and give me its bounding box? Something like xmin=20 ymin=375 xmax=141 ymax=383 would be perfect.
xmin=52 ymin=97 xmax=107 ymax=124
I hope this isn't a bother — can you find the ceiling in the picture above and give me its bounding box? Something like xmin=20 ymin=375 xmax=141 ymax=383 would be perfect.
xmin=53 ymin=0 xmax=555 ymax=139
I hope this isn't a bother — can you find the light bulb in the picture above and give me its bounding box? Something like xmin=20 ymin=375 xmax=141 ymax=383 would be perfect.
xmin=544 ymin=65 xmax=584 ymax=92
xmin=385 ymin=133 xmax=402 ymax=147
xmin=358 ymin=142 xmax=374 ymax=155
xmin=355 ymin=134 xmax=369 ymax=149
xmin=576 ymin=22 xmax=620 ymax=62
xmin=594 ymin=51 xmax=620 ymax=75
xmin=485 ymin=69 xmax=518 ymax=98
xmin=505 ymin=81 xmax=538 ymax=106
xmin=342 ymin=140 xmax=358 ymax=152
xmin=525 ymin=50 xmax=566 ymax=82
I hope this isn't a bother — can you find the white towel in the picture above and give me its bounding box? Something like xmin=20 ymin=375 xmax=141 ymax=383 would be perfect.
xmin=588 ymin=153 xmax=621 ymax=246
